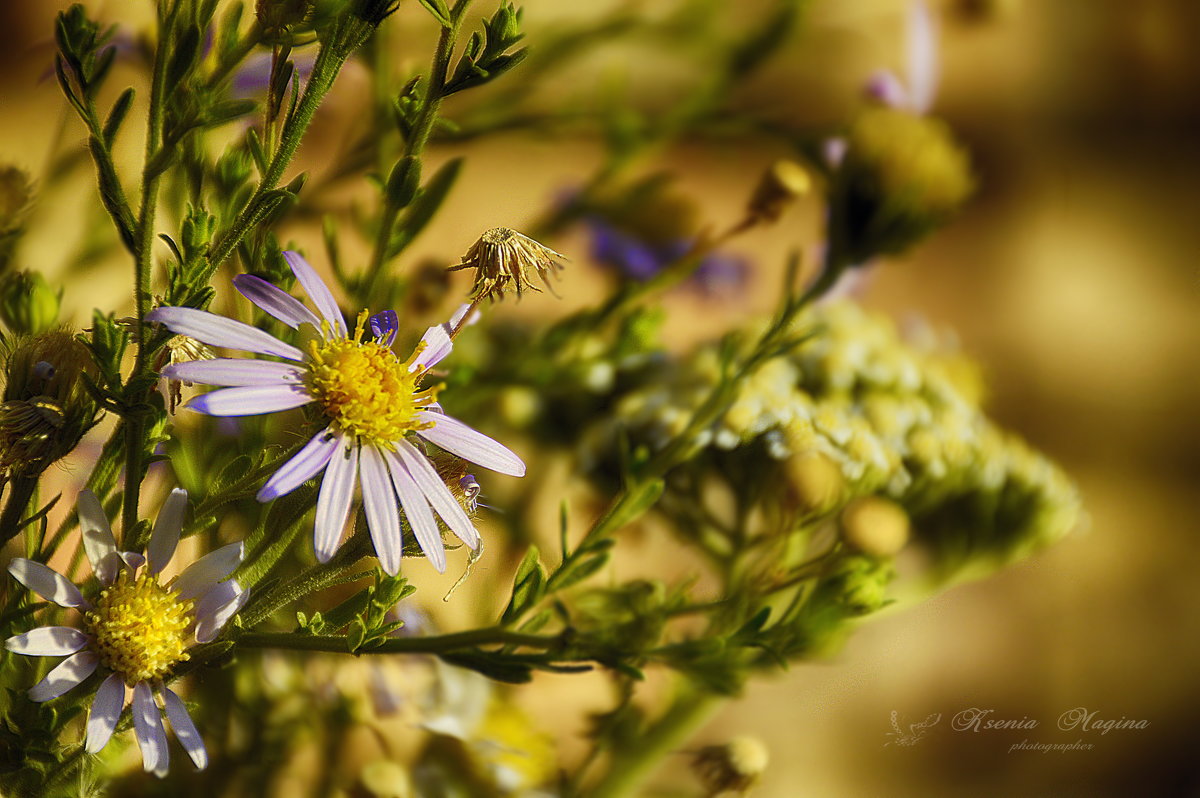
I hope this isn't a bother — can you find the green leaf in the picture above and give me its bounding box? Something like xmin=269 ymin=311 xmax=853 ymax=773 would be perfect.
xmin=103 ymin=87 xmax=135 ymax=145
xmin=417 ymin=0 xmax=452 ymax=27
xmin=501 ymin=545 xmax=546 ymax=624
xmin=387 ymin=157 xmax=462 ymax=258
xmin=438 ymin=651 xmax=533 ymax=684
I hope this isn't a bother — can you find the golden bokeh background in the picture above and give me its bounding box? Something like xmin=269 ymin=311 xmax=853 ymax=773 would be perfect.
xmin=1 ymin=1 xmax=1198 ymax=795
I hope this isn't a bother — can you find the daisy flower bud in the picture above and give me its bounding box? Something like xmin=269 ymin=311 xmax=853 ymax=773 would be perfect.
xmin=448 ymin=227 xmax=566 ymax=302
xmin=0 ymin=271 xmax=60 ymax=335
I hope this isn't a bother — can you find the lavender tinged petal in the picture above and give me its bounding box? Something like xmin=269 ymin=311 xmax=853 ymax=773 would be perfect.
xmin=257 ymin=430 xmax=339 ymax=501
xmin=148 ymin=488 xmax=187 ymax=575
xmin=78 ymin=490 xmax=118 ymax=585
xmin=360 ymin=446 xmax=402 ymax=575
xmin=194 ymin=580 xmax=248 ymax=643
xmin=414 ymin=412 xmax=526 ymax=477
xmin=383 ymin=449 xmax=446 ymax=573
xmin=282 ymin=251 xmax=347 ymax=338
xmin=28 ymin=650 xmax=98 ymax=701
xmin=394 ymin=440 xmax=480 ymax=550
xmin=187 ymin=384 xmax=313 ymax=416
xmin=146 ymin=307 xmax=304 ymax=361
xmin=164 ymin=359 xmax=304 ymax=387
xmin=174 ymin=542 xmax=243 ymax=601
xmin=162 ymin=687 xmax=209 ymax=770
xmin=864 ymin=69 xmax=909 ymax=108
xmin=132 ymin=682 xmax=169 ymax=777
xmin=314 ymin=439 xmax=357 ymax=563
xmin=907 ymin=0 xmax=939 ymax=113
xmin=233 ymin=274 xmax=322 ymax=330
xmin=5 ymin=627 xmax=90 ymax=656
xmin=85 ymin=674 xmax=125 ymax=753
xmin=411 ymin=323 xmax=452 ymax=372
xmin=7 ymin=559 xmax=87 ymax=609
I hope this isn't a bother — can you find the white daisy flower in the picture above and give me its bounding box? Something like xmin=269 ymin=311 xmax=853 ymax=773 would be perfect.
xmin=147 ymin=251 xmax=526 ymax=575
xmin=4 ymin=489 xmax=246 ymax=776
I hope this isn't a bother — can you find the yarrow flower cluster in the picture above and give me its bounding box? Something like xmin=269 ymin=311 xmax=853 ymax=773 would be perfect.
xmin=148 ymin=251 xmax=525 ymax=575
xmin=4 ymin=489 xmax=246 ymax=776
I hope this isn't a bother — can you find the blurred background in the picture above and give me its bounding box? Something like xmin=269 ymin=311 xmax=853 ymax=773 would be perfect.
xmin=1 ymin=0 xmax=1198 ymax=796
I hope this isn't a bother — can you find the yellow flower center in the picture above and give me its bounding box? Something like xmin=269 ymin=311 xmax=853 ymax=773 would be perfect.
xmin=305 ymin=313 xmax=440 ymax=447
xmin=86 ymin=572 xmax=192 ymax=685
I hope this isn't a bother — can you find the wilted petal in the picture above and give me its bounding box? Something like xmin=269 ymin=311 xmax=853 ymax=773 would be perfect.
xmin=394 ymin=440 xmax=479 ymax=550
xmin=78 ymin=490 xmax=118 ymax=585
xmin=29 ymin=650 xmax=98 ymax=701
xmin=174 ymin=541 xmax=243 ymax=601
xmin=360 ymin=446 xmax=402 ymax=575
xmin=415 ymin=412 xmax=526 ymax=477
xmin=314 ymin=439 xmax=357 ymax=563
xmin=164 ymin=358 xmax=304 ymax=387
xmin=282 ymin=251 xmax=347 ymax=338
xmin=133 ymin=682 xmax=169 ymax=777
xmin=233 ymin=274 xmax=322 ymax=330
xmin=6 ymin=626 xmax=89 ymax=656
xmin=8 ymin=559 xmax=87 ymax=609
xmin=85 ymin=674 xmax=126 ymax=753
xmin=162 ymin=687 xmax=208 ymax=770
xmin=383 ymin=449 xmax=446 ymax=573
xmin=187 ymin=384 xmax=313 ymax=416
xmin=257 ymin=429 xmax=339 ymax=501
xmin=146 ymin=307 xmax=304 ymax=361
xmin=148 ymin=488 xmax=187 ymax=574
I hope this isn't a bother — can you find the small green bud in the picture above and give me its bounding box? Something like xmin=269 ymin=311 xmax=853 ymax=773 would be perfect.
xmin=384 ymin=156 xmax=420 ymax=209
xmin=825 ymin=555 xmax=894 ymax=616
xmin=181 ymin=206 xmax=217 ymax=258
xmin=0 ymin=271 xmax=60 ymax=335
xmin=746 ymin=159 xmax=810 ymax=225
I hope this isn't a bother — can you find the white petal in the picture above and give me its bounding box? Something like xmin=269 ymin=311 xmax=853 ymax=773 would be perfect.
xmin=174 ymin=541 xmax=243 ymax=601
xmin=146 ymin=307 xmax=304 ymax=361
xmin=85 ymin=674 xmax=126 ymax=753
xmin=29 ymin=650 xmax=98 ymax=701
xmin=907 ymin=0 xmax=939 ymax=113
xmin=8 ymin=559 xmax=87 ymax=609
xmin=394 ymin=440 xmax=479 ymax=550
xmin=194 ymin=582 xmax=249 ymax=643
xmin=360 ymin=446 xmax=402 ymax=575
xmin=148 ymin=488 xmax=187 ymax=575
xmin=6 ymin=626 xmax=90 ymax=656
xmin=257 ymin=428 xmax=339 ymax=501
xmin=133 ymin=682 xmax=169 ymax=777
xmin=415 ymin=412 xmax=526 ymax=477
xmin=163 ymin=359 xmax=304 ymax=387
xmin=233 ymin=274 xmax=322 ymax=331
xmin=383 ymin=449 xmax=446 ymax=573
xmin=314 ymin=439 xmax=358 ymax=563
xmin=78 ymin=491 xmax=118 ymax=585
xmin=187 ymin=384 xmax=312 ymax=416
xmin=162 ymin=687 xmax=209 ymax=770
xmin=282 ymin=251 xmax=347 ymax=338
xmin=411 ymin=323 xmax=453 ymax=372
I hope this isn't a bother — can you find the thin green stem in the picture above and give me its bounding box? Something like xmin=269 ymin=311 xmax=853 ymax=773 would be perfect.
xmin=0 ymin=475 xmax=40 ymax=548
xmin=236 ymin=626 xmax=559 ymax=654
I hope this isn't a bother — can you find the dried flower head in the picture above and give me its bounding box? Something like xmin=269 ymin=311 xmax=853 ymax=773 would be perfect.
xmin=448 ymin=227 xmax=566 ymax=302
xmin=156 ymin=334 xmax=215 ymax=414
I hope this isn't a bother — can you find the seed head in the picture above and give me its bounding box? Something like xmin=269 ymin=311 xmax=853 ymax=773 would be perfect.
xmin=448 ymin=228 xmax=566 ymax=302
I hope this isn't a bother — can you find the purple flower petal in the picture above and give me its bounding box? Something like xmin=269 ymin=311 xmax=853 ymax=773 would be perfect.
xmin=164 ymin=358 xmax=304 ymax=387
xmin=8 ymin=559 xmax=88 ymax=609
xmin=133 ymin=681 xmax=169 ymax=777
xmin=383 ymin=449 xmax=446 ymax=573
xmin=864 ymin=69 xmax=909 ymax=108
xmin=369 ymin=310 xmax=398 ymax=347
xmin=162 ymin=687 xmax=208 ymax=770
xmin=314 ymin=438 xmax=357 ymax=563
xmin=147 ymin=307 xmax=304 ymax=361
xmin=187 ymin=384 xmax=313 ymax=417
xmin=148 ymin=488 xmax=187 ymax=575
xmin=411 ymin=323 xmax=452 ymax=372
xmin=233 ymin=274 xmax=322 ymax=330
xmin=193 ymin=579 xmax=248 ymax=643
xmin=415 ymin=412 xmax=526 ymax=477
xmin=77 ymin=490 xmax=118 ymax=585
xmin=258 ymin=429 xmax=339 ymax=502
xmin=360 ymin=446 xmax=402 ymax=575
xmin=85 ymin=673 xmax=125 ymax=753
xmin=5 ymin=626 xmax=90 ymax=656
xmin=394 ymin=440 xmax=479 ymax=550
xmin=29 ymin=650 xmax=98 ymax=701
xmin=282 ymin=251 xmax=347 ymax=338
xmin=173 ymin=541 xmax=243 ymax=601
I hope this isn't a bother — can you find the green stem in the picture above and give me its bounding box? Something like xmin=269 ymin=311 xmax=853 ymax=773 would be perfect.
xmin=584 ymin=682 xmax=721 ymax=798
xmin=236 ymin=626 xmax=558 ymax=654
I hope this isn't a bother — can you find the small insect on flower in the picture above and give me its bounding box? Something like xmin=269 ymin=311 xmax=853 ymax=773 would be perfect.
xmin=147 ymin=252 xmax=525 ymax=576
xmin=448 ymin=227 xmax=566 ymax=302
xmin=4 ymin=489 xmax=247 ymax=777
